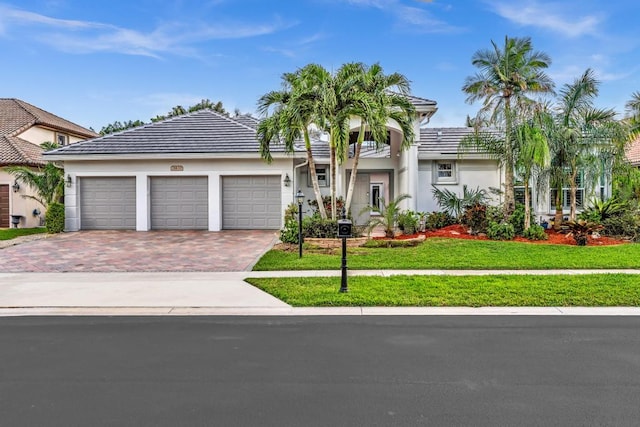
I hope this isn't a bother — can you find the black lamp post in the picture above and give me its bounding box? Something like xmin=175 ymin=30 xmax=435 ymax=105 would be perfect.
xmin=295 ymin=189 xmax=304 ymax=258
xmin=337 ymin=207 xmax=352 ymax=293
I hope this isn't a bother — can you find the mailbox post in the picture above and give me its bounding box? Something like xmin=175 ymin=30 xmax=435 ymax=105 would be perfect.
xmin=337 ymin=207 xmax=352 ymax=293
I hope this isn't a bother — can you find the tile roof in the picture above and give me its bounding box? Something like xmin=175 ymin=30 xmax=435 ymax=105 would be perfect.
xmin=404 ymin=93 xmax=437 ymax=107
xmin=45 ymin=109 xmax=295 ymax=156
xmin=231 ymin=114 xmax=259 ymax=129
xmin=0 ymin=98 xmax=98 ymax=139
xmin=0 ymin=135 xmax=45 ymax=166
xmin=626 ymin=135 xmax=640 ymax=166
xmin=418 ymin=127 xmax=498 ymax=157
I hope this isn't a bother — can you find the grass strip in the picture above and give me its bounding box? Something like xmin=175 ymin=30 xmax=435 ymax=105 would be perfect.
xmin=246 ymin=274 xmax=640 ymax=307
xmin=254 ymin=238 xmax=640 ymax=270
xmin=0 ymin=228 xmax=46 ymax=241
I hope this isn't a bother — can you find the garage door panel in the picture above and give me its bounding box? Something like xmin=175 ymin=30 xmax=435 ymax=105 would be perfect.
xmin=222 ymin=176 xmax=281 ymax=230
xmin=81 ymin=177 xmax=136 ymax=230
xmin=150 ymin=176 xmax=208 ymax=230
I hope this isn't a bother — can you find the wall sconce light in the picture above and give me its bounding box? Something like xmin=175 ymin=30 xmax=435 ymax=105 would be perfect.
xmin=12 ymin=180 xmax=20 ymax=193
xmin=66 ymin=174 xmax=72 ymax=187
xmin=283 ymin=173 xmax=291 ymax=187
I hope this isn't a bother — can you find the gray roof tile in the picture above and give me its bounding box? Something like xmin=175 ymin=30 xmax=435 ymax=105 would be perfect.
xmin=45 ymin=109 xmax=292 ymax=156
xmin=419 ymin=127 xmax=499 ymax=157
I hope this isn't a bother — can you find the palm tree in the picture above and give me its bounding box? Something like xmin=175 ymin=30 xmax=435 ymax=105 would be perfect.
xmin=5 ymin=162 xmax=64 ymax=208
xmin=513 ymin=116 xmax=549 ymax=230
xmin=543 ymin=69 xmax=625 ymax=227
xmin=626 ymin=91 xmax=640 ymax=134
xmin=363 ymin=194 xmax=411 ymax=238
xmin=257 ymin=64 xmax=331 ymax=219
xmin=462 ymin=36 xmax=554 ymax=218
xmin=343 ymin=63 xmax=416 ymax=214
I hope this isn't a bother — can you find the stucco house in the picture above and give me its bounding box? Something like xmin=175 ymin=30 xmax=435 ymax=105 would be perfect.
xmin=0 ymin=98 xmax=98 ymax=228
xmin=45 ymin=94 xmax=609 ymax=232
xmin=626 ymin=136 xmax=640 ymax=168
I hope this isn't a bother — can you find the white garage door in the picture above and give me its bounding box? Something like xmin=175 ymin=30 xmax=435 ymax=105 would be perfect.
xmin=80 ymin=177 xmax=136 ymax=230
xmin=150 ymin=176 xmax=208 ymax=230
xmin=222 ymin=176 xmax=281 ymax=229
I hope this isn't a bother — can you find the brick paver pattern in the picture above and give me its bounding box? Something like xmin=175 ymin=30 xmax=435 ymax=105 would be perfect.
xmin=0 ymin=230 xmax=277 ymax=273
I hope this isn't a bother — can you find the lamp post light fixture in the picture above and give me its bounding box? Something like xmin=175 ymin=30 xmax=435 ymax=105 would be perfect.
xmin=66 ymin=174 xmax=72 ymax=188
xmin=12 ymin=180 xmax=20 ymax=193
xmin=337 ymin=207 xmax=352 ymax=293
xmin=295 ymin=189 xmax=304 ymax=258
xmin=283 ymin=173 xmax=291 ymax=187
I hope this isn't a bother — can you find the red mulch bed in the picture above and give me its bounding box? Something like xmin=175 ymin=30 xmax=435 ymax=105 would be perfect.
xmin=415 ymin=224 xmax=627 ymax=246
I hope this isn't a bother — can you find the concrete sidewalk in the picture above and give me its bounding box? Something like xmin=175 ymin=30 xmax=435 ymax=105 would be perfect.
xmin=1 ymin=270 xmax=640 ymax=316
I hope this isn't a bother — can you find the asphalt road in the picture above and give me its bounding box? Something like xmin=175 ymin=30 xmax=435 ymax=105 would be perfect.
xmin=1 ymin=316 xmax=639 ymax=426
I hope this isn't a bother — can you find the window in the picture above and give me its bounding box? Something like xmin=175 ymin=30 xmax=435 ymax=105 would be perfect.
xmin=550 ymin=173 xmax=584 ymax=210
xmin=308 ymin=166 xmax=329 ymax=187
xmin=515 ymin=186 xmax=532 ymax=207
xmin=370 ymin=183 xmax=384 ymax=211
xmin=57 ymin=133 xmax=69 ymax=146
xmin=435 ymin=161 xmax=456 ymax=184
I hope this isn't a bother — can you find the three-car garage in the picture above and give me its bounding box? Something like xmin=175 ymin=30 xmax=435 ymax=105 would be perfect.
xmin=77 ymin=174 xmax=282 ymax=231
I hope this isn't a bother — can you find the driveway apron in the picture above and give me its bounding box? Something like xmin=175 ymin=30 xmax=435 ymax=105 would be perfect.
xmin=0 ymin=230 xmax=278 ymax=273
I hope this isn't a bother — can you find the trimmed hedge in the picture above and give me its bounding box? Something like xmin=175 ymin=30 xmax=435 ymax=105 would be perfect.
xmin=45 ymin=202 xmax=65 ymax=234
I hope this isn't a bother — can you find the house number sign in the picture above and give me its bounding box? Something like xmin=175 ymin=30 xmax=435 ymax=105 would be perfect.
xmin=170 ymin=165 xmax=184 ymax=171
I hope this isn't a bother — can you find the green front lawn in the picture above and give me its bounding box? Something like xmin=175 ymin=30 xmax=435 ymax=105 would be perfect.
xmin=254 ymin=238 xmax=640 ymax=270
xmin=0 ymin=228 xmax=46 ymax=241
xmin=246 ymin=274 xmax=640 ymax=307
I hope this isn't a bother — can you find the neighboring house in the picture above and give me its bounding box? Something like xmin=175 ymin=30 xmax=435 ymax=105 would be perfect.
xmin=0 ymin=98 xmax=98 ymax=228
xmin=626 ymin=136 xmax=640 ymax=168
xmin=44 ymin=94 xmax=611 ymax=232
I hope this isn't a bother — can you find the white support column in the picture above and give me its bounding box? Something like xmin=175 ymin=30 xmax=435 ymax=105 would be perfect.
xmin=64 ymin=173 xmax=79 ymax=231
xmin=209 ymin=173 xmax=221 ymax=231
xmin=407 ymin=143 xmax=419 ymax=211
xmin=135 ymin=174 xmax=149 ymax=231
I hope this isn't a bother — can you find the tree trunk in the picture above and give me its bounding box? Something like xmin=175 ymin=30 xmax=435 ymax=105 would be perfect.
xmin=503 ymin=97 xmax=516 ymax=220
xmin=554 ymin=184 xmax=563 ymax=231
xmin=569 ymin=165 xmax=578 ymax=221
xmin=523 ymin=175 xmax=531 ymax=230
xmin=305 ymin=131 xmax=327 ymax=219
xmin=345 ymin=122 xmax=366 ymax=214
xmin=329 ymin=134 xmax=337 ymax=220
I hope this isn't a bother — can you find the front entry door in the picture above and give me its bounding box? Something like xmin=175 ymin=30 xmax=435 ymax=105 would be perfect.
xmin=350 ymin=173 xmax=370 ymax=225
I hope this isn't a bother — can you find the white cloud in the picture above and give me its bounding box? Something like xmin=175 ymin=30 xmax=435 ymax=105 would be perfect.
xmin=487 ymin=1 xmax=601 ymax=37
xmin=344 ymin=0 xmax=463 ymax=33
xmin=0 ymin=4 xmax=289 ymax=58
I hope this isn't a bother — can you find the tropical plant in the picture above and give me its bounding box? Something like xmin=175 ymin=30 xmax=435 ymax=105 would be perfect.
xmin=461 ymin=202 xmax=488 ymax=235
xmin=397 ymin=210 xmax=420 ymax=235
xmin=424 ymin=211 xmax=456 ymax=230
xmin=431 ymin=185 xmax=488 ymax=219
xmin=626 ymin=91 xmax=640 ymax=134
xmin=343 ymin=63 xmax=416 ymax=213
xmin=542 ymin=68 xmax=626 ymax=226
xmin=578 ymin=197 xmax=627 ymax=223
xmin=462 ymin=36 xmax=554 ymax=218
xmin=522 ymin=224 xmax=548 ymax=240
xmin=486 ymin=221 xmax=515 ymax=240
xmin=564 ymin=219 xmax=603 ymax=246
xmin=4 ymin=162 xmax=64 ymax=208
xmin=362 ymin=194 xmax=411 ymax=238
xmin=257 ymin=64 xmax=331 ymax=219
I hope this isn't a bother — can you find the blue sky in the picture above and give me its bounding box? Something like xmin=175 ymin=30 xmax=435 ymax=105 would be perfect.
xmin=1 ymin=0 xmax=639 ymax=131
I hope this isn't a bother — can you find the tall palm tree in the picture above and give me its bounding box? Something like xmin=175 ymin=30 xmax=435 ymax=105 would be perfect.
xmin=545 ymin=69 xmax=623 ymax=225
xmin=626 ymin=91 xmax=640 ymax=134
xmin=257 ymin=64 xmax=331 ymax=219
xmin=462 ymin=36 xmax=554 ymax=218
xmin=513 ymin=114 xmax=549 ymax=230
xmin=343 ymin=63 xmax=416 ymax=214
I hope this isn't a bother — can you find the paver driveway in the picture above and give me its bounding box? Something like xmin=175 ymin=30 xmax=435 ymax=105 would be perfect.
xmin=0 ymin=230 xmax=278 ymax=273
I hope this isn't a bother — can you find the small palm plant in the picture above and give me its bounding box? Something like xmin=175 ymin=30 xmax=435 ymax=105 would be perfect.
xmin=362 ymin=194 xmax=411 ymax=238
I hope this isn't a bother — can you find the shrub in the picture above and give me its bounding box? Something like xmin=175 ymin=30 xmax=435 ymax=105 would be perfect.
xmin=280 ymin=219 xmax=300 ymax=244
xmin=601 ymin=212 xmax=640 ymax=241
xmin=578 ymin=197 xmax=627 ymax=223
xmin=284 ymin=203 xmax=298 ymax=222
xmin=302 ymin=216 xmax=338 ymax=238
xmin=487 ymin=221 xmax=515 ymax=241
xmin=424 ymin=211 xmax=456 ymax=231
xmin=308 ymin=196 xmax=344 ymax=218
xmin=45 ymin=202 xmax=65 ymax=234
xmin=507 ymin=204 xmax=534 ymax=236
xmin=461 ymin=203 xmax=488 ymax=235
xmin=522 ymin=224 xmax=548 ymax=241
xmin=564 ymin=220 xmax=604 ymax=246
xmin=397 ymin=210 xmax=420 ymax=235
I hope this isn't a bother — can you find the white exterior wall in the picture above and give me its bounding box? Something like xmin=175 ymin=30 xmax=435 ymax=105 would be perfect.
xmin=19 ymin=126 xmax=89 ymax=146
xmin=417 ymin=159 xmax=502 ymax=213
xmin=63 ymin=158 xmax=294 ymax=232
